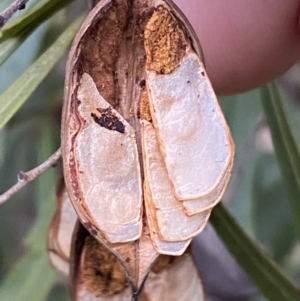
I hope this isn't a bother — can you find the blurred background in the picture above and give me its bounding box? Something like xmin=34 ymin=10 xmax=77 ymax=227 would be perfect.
xmin=0 ymin=0 xmax=300 ymax=300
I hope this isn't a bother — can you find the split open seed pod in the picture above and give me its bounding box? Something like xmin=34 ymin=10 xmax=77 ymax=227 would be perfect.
xmin=61 ymin=0 xmax=234 ymax=293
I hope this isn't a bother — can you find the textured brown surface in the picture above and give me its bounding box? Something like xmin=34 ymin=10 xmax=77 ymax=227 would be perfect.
xmin=151 ymin=254 xmax=177 ymax=273
xmin=78 ymin=0 xmax=129 ymax=108
xmin=144 ymin=5 xmax=188 ymax=74
xmin=139 ymin=89 xmax=152 ymax=122
xmin=81 ymin=236 xmax=129 ymax=296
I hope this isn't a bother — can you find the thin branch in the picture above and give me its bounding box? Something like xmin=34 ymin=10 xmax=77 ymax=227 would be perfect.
xmin=0 ymin=148 xmax=61 ymax=204
xmin=0 ymin=0 xmax=30 ymax=28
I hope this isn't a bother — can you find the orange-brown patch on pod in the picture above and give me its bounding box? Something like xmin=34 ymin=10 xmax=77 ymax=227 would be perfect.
xmin=139 ymin=89 xmax=152 ymax=122
xmin=144 ymin=5 xmax=188 ymax=74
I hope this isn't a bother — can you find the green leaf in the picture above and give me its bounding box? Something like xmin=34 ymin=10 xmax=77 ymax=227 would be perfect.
xmin=0 ymin=0 xmax=75 ymax=65
xmin=0 ymin=118 xmax=61 ymax=301
xmin=25 ymin=118 xmax=59 ymax=250
xmin=46 ymin=283 xmax=71 ymax=301
xmin=220 ymin=89 xmax=262 ymax=233
xmin=210 ymin=203 xmax=300 ymax=301
xmin=0 ymin=250 xmax=57 ymax=301
xmin=0 ymin=16 xmax=83 ymax=129
xmin=252 ymin=153 xmax=295 ymax=263
xmin=261 ymin=82 xmax=300 ymax=240
xmin=0 ymin=129 xmax=5 ymax=164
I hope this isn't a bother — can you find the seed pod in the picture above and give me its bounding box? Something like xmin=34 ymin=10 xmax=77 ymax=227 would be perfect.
xmin=61 ymin=0 xmax=235 ymax=292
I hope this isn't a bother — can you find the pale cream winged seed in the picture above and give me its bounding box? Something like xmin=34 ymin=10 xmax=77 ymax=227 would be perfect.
xmin=141 ymin=119 xmax=211 ymax=241
xmin=146 ymin=52 xmax=234 ymax=201
xmin=182 ymin=156 xmax=234 ymax=215
xmin=143 ymin=175 xmax=191 ymax=255
xmin=76 ymin=73 xmax=142 ymax=243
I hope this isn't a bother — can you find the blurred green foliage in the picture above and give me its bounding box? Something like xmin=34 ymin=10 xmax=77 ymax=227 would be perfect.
xmin=0 ymin=1 xmax=300 ymax=300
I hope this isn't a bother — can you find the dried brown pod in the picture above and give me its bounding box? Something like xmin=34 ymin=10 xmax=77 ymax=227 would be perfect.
xmin=61 ymin=0 xmax=234 ymax=298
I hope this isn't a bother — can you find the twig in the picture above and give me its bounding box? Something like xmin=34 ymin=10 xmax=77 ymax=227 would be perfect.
xmin=0 ymin=0 xmax=30 ymax=28
xmin=0 ymin=148 xmax=61 ymax=204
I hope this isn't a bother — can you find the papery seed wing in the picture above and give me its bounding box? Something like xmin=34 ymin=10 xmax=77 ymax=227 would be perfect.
xmin=141 ymin=119 xmax=211 ymax=241
xmin=144 ymin=178 xmax=191 ymax=255
xmin=145 ymin=6 xmax=234 ymax=201
xmin=182 ymin=155 xmax=234 ymax=215
xmin=72 ymin=73 xmax=142 ymax=244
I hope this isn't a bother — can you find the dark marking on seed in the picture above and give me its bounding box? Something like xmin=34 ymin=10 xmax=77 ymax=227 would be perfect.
xmin=91 ymin=107 xmax=125 ymax=133
xmin=201 ymin=71 xmax=205 ymax=76
xmin=187 ymin=80 xmax=190 ymax=84
xmin=139 ymin=79 xmax=146 ymax=88
xmin=126 ymin=257 xmax=130 ymax=263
